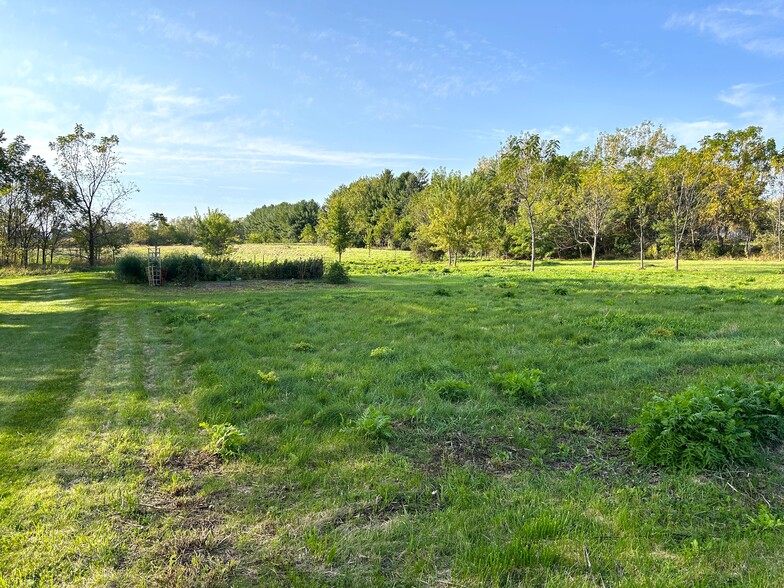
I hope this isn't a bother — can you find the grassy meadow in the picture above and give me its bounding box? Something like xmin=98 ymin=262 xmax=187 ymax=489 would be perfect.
xmin=2 ymin=252 xmax=784 ymax=586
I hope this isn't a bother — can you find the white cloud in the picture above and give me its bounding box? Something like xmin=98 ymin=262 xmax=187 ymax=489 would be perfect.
xmin=142 ymin=11 xmax=220 ymax=46
xmin=665 ymin=119 xmax=731 ymax=146
xmin=718 ymin=83 xmax=784 ymax=137
xmin=667 ymin=2 xmax=784 ymax=56
xmin=0 ymin=86 xmax=54 ymax=113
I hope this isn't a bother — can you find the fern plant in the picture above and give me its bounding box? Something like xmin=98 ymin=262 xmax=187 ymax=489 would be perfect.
xmin=629 ymin=381 xmax=784 ymax=469
xmin=340 ymin=405 xmax=394 ymax=442
xmin=491 ymin=369 xmax=545 ymax=401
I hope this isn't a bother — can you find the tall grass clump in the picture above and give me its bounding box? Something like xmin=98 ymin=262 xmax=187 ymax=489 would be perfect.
xmin=114 ymin=254 xmax=147 ymax=283
xmin=630 ymin=381 xmax=784 ymax=469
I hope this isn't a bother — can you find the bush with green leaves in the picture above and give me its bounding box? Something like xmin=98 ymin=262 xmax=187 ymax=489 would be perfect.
xmin=340 ymin=405 xmax=394 ymax=442
xmin=199 ymin=422 xmax=246 ymax=458
xmin=161 ymin=253 xmax=207 ymax=284
xmin=629 ymin=381 xmax=784 ymax=469
xmin=114 ymin=254 xmax=147 ymax=283
xmin=430 ymin=378 xmax=471 ymax=402
xmin=370 ymin=346 xmax=394 ymax=359
xmin=257 ymin=370 xmax=279 ymax=385
xmin=491 ymin=369 xmax=545 ymax=401
xmin=324 ymin=261 xmax=349 ymax=284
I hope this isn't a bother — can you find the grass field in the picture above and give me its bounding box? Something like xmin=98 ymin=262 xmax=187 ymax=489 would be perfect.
xmin=2 ymin=259 xmax=784 ymax=586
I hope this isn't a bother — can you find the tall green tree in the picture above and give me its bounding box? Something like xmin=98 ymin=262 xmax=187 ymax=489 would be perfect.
xmin=195 ymin=208 xmax=236 ymax=258
xmin=700 ymin=127 xmax=778 ymax=256
xmin=319 ymin=196 xmax=354 ymax=262
xmin=655 ymin=147 xmax=708 ymax=270
xmin=413 ymin=169 xmax=493 ymax=266
xmin=496 ymin=133 xmax=561 ymax=271
xmin=49 ymin=124 xmax=136 ymax=266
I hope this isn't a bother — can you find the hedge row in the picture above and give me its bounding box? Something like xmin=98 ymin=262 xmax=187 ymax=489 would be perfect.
xmin=115 ymin=253 xmax=324 ymax=284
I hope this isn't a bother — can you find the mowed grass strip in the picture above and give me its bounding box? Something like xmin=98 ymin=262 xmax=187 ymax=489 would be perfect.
xmin=1 ymin=261 xmax=784 ymax=586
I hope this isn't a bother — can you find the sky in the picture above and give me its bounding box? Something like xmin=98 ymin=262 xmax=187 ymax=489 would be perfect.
xmin=2 ymin=0 xmax=784 ymax=220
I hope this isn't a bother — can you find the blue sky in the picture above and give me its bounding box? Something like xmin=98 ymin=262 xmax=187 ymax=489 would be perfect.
xmin=2 ymin=1 xmax=783 ymax=219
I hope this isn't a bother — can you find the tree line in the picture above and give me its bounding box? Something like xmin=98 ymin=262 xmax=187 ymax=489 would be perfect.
xmin=317 ymin=122 xmax=784 ymax=269
xmin=0 ymin=125 xmax=136 ymax=267
xmin=3 ymin=121 xmax=783 ymax=269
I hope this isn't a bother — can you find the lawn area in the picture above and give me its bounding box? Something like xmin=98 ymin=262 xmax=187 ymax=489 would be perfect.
xmin=1 ymin=260 xmax=784 ymax=586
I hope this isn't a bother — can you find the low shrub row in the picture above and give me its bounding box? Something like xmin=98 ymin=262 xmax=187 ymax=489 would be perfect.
xmin=115 ymin=253 xmax=325 ymax=284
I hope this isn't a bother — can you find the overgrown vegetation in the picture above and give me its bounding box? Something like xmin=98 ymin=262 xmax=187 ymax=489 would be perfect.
xmin=113 ymin=252 xmax=324 ymax=284
xmin=630 ymin=380 xmax=784 ymax=469
xmin=4 ymin=261 xmax=784 ymax=586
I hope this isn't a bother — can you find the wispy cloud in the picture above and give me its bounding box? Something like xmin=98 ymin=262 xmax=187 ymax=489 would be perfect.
xmin=666 ymin=2 xmax=784 ymax=56
xmin=665 ymin=119 xmax=731 ymax=145
xmin=141 ymin=11 xmax=220 ymax=46
xmin=719 ymin=83 xmax=784 ymax=136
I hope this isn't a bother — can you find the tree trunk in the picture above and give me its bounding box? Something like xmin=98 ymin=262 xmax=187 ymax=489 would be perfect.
xmin=591 ymin=232 xmax=598 ymax=269
xmin=529 ymin=213 xmax=536 ymax=272
xmin=639 ymin=217 xmax=645 ymax=270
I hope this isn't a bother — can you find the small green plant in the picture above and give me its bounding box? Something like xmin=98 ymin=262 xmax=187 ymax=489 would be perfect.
xmin=747 ymin=504 xmax=784 ymax=531
xmin=324 ymin=261 xmax=350 ymax=284
xmin=768 ymin=296 xmax=784 ymax=306
xmin=370 ymin=346 xmax=394 ymax=359
xmin=650 ymin=326 xmax=674 ymax=338
xmin=199 ymin=422 xmax=246 ymax=458
xmin=465 ymin=306 xmax=479 ymax=313
xmin=491 ymin=369 xmax=545 ymax=401
xmin=430 ymin=378 xmax=471 ymax=402
xmin=340 ymin=405 xmax=394 ymax=441
xmin=290 ymin=341 xmax=314 ymax=351
xmin=551 ymin=286 xmax=568 ymax=296
xmin=257 ymin=370 xmax=279 ymax=384
xmin=629 ymin=381 xmax=784 ymax=469
xmin=433 ymin=286 xmax=451 ymax=296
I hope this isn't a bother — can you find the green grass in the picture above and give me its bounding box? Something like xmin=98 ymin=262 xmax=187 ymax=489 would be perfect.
xmin=2 ymin=260 xmax=784 ymax=586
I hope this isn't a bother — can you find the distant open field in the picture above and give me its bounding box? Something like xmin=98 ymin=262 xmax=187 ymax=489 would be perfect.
xmin=2 ymin=260 xmax=784 ymax=586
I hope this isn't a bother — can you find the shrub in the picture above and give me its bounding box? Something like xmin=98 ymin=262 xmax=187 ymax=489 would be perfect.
xmin=430 ymin=378 xmax=471 ymax=402
xmin=370 ymin=346 xmax=394 ymax=359
xmin=629 ymin=381 xmax=784 ymax=469
xmin=162 ymin=253 xmax=207 ymax=284
xmin=492 ymin=369 xmax=545 ymax=401
xmin=324 ymin=261 xmax=349 ymax=284
xmin=552 ymin=286 xmax=568 ymax=296
xmin=433 ymin=287 xmax=451 ymax=296
xmin=340 ymin=405 xmax=393 ymax=441
xmin=199 ymin=422 xmax=246 ymax=458
xmin=257 ymin=370 xmax=279 ymax=385
xmin=114 ymin=254 xmax=147 ymax=284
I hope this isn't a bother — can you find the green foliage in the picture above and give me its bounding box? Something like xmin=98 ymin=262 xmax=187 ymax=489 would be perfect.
xmin=323 ymin=261 xmax=349 ymax=284
xmin=199 ymin=422 xmax=246 ymax=458
xmin=257 ymin=370 xmax=279 ymax=385
xmin=432 ymin=286 xmax=451 ymax=296
xmin=552 ymin=285 xmax=568 ymax=296
xmin=159 ymin=254 xmax=323 ymax=283
xmin=491 ymin=369 xmax=545 ymax=400
xmin=369 ymin=346 xmax=394 ymax=359
xmin=196 ymin=208 xmax=237 ymax=258
xmin=290 ymin=341 xmax=314 ymax=351
xmin=161 ymin=253 xmax=207 ymax=284
xmin=319 ymin=198 xmax=354 ymax=262
xmin=747 ymin=504 xmax=784 ymax=531
xmin=340 ymin=405 xmax=394 ymax=441
xmin=430 ymin=378 xmax=471 ymax=402
xmin=629 ymin=381 xmax=784 ymax=469
xmin=114 ymin=254 xmax=147 ymax=283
